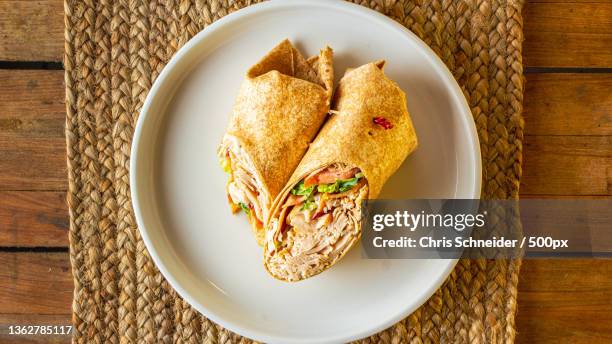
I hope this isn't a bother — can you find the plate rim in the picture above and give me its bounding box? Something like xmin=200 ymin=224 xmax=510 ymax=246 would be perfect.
xmin=130 ymin=0 xmax=482 ymax=343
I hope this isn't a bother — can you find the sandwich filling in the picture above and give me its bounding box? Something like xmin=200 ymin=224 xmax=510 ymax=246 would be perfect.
xmin=219 ymin=138 xmax=269 ymax=245
xmin=265 ymin=164 xmax=368 ymax=281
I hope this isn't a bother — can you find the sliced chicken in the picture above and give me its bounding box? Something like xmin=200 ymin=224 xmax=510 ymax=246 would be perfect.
xmin=264 ymin=164 xmax=369 ymax=281
xmin=219 ymin=138 xmax=270 ymax=245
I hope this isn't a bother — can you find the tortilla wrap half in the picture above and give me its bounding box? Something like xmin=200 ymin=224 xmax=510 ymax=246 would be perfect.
xmin=264 ymin=61 xmax=418 ymax=281
xmin=219 ymin=39 xmax=333 ymax=245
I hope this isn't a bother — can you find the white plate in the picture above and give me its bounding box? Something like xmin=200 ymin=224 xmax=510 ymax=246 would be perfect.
xmin=130 ymin=1 xmax=481 ymax=343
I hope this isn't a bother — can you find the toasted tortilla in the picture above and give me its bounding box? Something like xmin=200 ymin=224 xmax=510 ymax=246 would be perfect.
xmin=220 ymin=39 xmax=333 ymax=245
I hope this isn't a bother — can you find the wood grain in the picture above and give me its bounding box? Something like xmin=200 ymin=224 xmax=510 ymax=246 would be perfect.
xmin=0 ymin=0 xmax=64 ymax=62
xmin=516 ymin=260 xmax=612 ymax=343
xmin=0 ymin=192 xmax=68 ymax=247
xmin=0 ymin=70 xmax=65 ymax=132
xmin=0 ymin=252 xmax=72 ymax=315
xmin=524 ymin=74 xmax=612 ymax=136
xmin=524 ymin=3 xmax=612 ymax=67
xmin=521 ymin=136 xmax=612 ymax=196
xmin=0 ymin=70 xmax=66 ymax=191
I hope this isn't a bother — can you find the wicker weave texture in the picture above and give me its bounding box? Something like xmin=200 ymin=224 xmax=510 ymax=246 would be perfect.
xmin=65 ymin=0 xmax=525 ymax=342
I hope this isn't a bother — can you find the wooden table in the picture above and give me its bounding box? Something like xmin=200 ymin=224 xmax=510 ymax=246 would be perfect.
xmin=0 ymin=1 xmax=610 ymax=343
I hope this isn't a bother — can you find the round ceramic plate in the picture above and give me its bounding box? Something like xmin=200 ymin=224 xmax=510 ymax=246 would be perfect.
xmin=131 ymin=1 xmax=481 ymax=343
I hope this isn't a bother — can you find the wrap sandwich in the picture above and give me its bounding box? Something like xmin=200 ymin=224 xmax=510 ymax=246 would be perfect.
xmin=264 ymin=61 xmax=418 ymax=281
xmin=219 ymin=40 xmax=334 ymax=245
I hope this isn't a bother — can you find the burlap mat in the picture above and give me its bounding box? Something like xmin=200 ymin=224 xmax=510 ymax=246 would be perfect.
xmin=65 ymin=0 xmax=525 ymax=342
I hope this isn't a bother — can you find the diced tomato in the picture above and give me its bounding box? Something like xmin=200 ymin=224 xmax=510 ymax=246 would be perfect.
xmin=252 ymin=215 xmax=264 ymax=229
xmin=311 ymin=211 xmax=325 ymax=220
xmin=304 ymin=167 xmax=360 ymax=186
xmin=245 ymin=204 xmax=263 ymax=228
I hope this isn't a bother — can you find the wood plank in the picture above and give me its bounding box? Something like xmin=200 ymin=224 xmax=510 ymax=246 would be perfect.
xmin=0 ymin=314 xmax=71 ymax=344
xmin=0 ymin=0 xmax=64 ymax=62
xmin=0 ymin=192 xmax=68 ymax=247
xmin=0 ymin=137 xmax=67 ymax=191
xmin=0 ymin=70 xmax=65 ymax=134
xmin=524 ymin=74 xmax=612 ymax=136
xmin=0 ymin=252 xmax=72 ymax=315
xmin=520 ymin=136 xmax=612 ymax=196
xmin=0 ymin=70 xmax=66 ymax=191
xmin=516 ymin=260 xmax=612 ymax=343
xmin=524 ymin=3 xmax=612 ymax=67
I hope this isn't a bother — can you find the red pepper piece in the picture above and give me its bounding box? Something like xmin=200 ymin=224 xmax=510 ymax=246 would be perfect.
xmin=373 ymin=116 xmax=393 ymax=129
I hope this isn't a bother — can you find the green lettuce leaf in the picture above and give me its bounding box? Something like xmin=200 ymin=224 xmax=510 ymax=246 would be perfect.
xmin=300 ymin=199 xmax=317 ymax=211
xmin=291 ymin=180 xmax=315 ymax=198
xmin=338 ymin=177 xmax=360 ymax=192
xmin=238 ymin=202 xmax=250 ymax=215
xmin=294 ymin=171 xmax=365 ymax=210
xmin=317 ymin=182 xmax=339 ymax=193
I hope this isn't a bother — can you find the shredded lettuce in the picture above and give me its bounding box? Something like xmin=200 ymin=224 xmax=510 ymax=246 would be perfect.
xmin=292 ymin=181 xmax=316 ymax=211
xmin=317 ymin=182 xmax=339 ymax=193
xmin=300 ymin=199 xmax=317 ymax=211
xmin=238 ymin=202 xmax=250 ymax=215
xmin=291 ymin=180 xmax=315 ymax=198
xmin=292 ymin=171 xmax=365 ymax=212
xmin=316 ymin=173 xmax=365 ymax=193
xmin=338 ymin=177 xmax=360 ymax=192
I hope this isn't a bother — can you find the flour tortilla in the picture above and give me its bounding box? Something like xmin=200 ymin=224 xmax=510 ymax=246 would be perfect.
xmin=220 ymin=39 xmax=333 ymax=244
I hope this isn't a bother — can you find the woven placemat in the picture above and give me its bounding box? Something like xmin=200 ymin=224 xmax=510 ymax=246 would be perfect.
xmin=65 ymin=0 xmax=525 ymax=342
